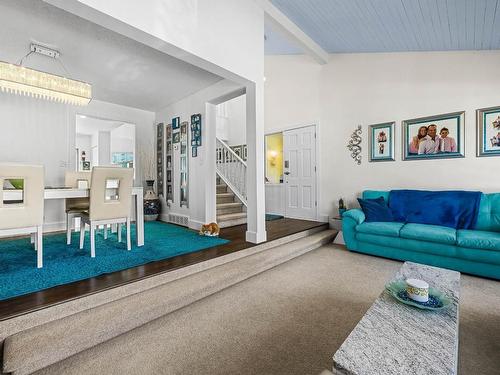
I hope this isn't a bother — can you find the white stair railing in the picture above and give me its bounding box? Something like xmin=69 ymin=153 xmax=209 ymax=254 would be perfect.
xmin=216 ymin=137 xmax=247 ymax=206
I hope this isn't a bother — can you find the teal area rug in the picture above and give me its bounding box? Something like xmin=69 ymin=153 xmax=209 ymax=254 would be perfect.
xmin=0 ymin=221 xmax=229 ymax=301
xmin=266 ymin=214 xmax=284 ymax=221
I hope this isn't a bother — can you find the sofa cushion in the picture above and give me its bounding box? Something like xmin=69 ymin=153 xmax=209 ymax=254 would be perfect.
xmin=457 ymin=229 xmax=500 ymax=251
xmin=400 ymin=223 xmax=457 ymax=245
xmin=356 ymin=222 xmax=404 ymax=238
xmin=357 ymin=197 xmax=394 ymax=222
xmin=362 ymin=190 xmax=390 ymax=202
xmin=475 ymin=193 xmax=500 ymax=232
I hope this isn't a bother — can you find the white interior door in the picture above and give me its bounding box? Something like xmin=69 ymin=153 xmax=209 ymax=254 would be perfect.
xmin=283 ymin=125 xmax=317 ymax=220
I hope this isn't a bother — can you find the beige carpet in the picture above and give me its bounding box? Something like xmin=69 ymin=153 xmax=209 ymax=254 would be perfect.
xmin=35 ymin=245 xmax=500 ymax=375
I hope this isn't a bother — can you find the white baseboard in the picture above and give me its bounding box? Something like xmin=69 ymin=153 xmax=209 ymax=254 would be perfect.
xmin=43 ymin=221 xmax=66 ymax=233
xmin=188 ymin=219 xmax=204 ymax=230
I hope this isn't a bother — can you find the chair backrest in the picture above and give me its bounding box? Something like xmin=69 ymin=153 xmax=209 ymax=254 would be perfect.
xmin=0 ymin=164 xmax=44 ymax=230
xmin=65 ymin=171 xmax=92 ymax=211
xmin=89 ymin=167 xmax=134 ymax=221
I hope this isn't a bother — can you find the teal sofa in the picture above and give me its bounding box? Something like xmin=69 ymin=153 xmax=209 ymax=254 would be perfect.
xmin=342 ymin=190 xmax=500 ymax=280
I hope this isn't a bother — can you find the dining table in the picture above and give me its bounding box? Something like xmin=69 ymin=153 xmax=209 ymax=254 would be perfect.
xmin=3 ymin=187 xmax=145 ymax=246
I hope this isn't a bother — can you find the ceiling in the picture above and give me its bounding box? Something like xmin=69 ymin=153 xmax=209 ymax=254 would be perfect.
xmin=266 ymin=0 xmax=500 ymax=54
xmin=0 ymin=0 xmax=223 ymax=112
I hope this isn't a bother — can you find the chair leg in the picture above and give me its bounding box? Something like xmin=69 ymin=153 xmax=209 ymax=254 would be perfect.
xmin=32 ymin=233 xmax=37 ymax=251
xmin=66 ymin=213 xmax=72 ymax=245
xmin=90 ymin=224 xmax=96 ymax=258
xmin=126 ymin=218 xmax=131 ymax=251
xmin=79 ymin=223 xmax=86 ymax=250
xmin=104 ymin=224 xmax=108 ymax=240
xmin=118 ymin=223 xmax=122 ymax=243
xmin=36 ymin=226 xmax=43 ymax=268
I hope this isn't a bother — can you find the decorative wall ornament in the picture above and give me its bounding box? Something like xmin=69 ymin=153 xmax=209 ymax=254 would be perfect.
xmin=347 ymin=125 xmax=362 ymax=165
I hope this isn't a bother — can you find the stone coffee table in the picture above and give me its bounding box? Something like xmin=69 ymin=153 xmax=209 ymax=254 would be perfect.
xmin=333 ymin=262 xmax=460 ymax=375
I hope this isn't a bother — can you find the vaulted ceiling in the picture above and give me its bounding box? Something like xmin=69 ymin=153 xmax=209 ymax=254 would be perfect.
xmin=265 ymin=0 xmax=500 ymax=54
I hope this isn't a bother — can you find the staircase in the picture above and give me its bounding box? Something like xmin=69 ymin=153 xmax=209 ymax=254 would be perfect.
xmin=216 ymin=137 xmax=248 ymax=228
xmin=217 ymin=177 xmax=247 ymax=228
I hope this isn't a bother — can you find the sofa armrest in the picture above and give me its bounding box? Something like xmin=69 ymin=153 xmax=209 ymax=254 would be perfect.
xmin=341 ymin=209 xmax=364 ymax=251
xmin=342 ymin=209 xmax=365 ymax=225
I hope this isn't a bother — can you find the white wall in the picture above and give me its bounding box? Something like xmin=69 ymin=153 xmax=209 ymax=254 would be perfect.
xmin=0 ymin=92 xmax=155 ymax=231
xmin=216 ymin=95 xmax=247 ymax=146
xmin=265 ymin=51 xmax=500 ymax=220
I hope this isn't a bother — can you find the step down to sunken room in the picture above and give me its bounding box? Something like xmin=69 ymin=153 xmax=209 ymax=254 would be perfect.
xmin=1 ymin=226 xmax=335 ymax=375
xmin=216 ymin=178 xmax=247 ymax=228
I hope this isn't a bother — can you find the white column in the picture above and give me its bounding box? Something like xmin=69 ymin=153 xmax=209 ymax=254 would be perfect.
xmin=204 ymin=103 xmax=217 ymax=223
xmin=245 ymin=82 xmax=267 ymax=243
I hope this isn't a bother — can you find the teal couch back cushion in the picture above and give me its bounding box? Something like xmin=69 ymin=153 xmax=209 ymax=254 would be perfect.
xmin=362 ymin=190 xmax=500 ymax=232
xmin=362 ymin=190 xmax=389 ymax=202
xmin=475 ymin=193 xmax=500 ymax=232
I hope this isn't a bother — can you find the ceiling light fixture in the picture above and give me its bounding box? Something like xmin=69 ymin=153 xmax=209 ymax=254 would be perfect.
xmin=0 ymin=44 xmax=92 ymax=106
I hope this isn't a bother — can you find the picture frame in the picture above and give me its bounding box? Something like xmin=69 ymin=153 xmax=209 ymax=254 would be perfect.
xmin=476 ymin=105 xmax=500 ymax=157
xmin=192 ymin=147 xmax=197 ymax=157
xmin=402 ymin=111 xmax=465 ymax=161
xmin=172 ymin=117 xmax=180 ymax=130
xmin=173 ymin=132 xmax=180 ymax=144
xmin=369 ymin=122 xmax=395 ymax=162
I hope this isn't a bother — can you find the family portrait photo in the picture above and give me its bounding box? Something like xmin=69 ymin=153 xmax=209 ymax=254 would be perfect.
xmin=369 ymin=122 xmax=394 ymax=162
xmin=403 ymin=111 xmax=464 ymax=160
xmin=477 ymin=106 xmax=500 ymax=157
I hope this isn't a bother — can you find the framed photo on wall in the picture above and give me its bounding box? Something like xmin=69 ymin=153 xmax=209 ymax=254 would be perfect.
xmin=402 ymin=111 xmax=465 ymax=160
xmin=477 ymin=105 xmax=500 ymax=157
xmin=368 ymin=122 xmax=395 ymax=162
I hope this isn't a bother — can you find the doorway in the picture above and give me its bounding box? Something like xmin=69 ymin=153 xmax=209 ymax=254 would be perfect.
xmin=265 ymin=125 xmax=317 ymax=221
xmin=283 ymin=125 xmax=317 ymax=220
xmin=75 ymin=114 xmax=136 ymax=174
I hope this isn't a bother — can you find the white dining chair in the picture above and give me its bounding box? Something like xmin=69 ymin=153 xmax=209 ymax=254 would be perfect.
xmin=65 ymin=171 xmax=91 ymax=245
xmin=0 ymin=164 xmax=45 ymax=268
xmin=79 ymin=167 xmax=134 ymax=257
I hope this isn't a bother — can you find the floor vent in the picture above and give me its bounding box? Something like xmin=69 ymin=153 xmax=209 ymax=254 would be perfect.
xmin=168 ymin=213 xmax=189 ymax=227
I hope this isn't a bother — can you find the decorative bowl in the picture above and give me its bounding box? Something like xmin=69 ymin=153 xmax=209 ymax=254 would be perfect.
xmin=385 ymin=280 xmax=452 ymax=311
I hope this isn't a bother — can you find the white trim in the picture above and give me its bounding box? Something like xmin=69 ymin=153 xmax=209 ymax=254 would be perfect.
xmin=256 ymin=0 xmax=329 ymax=65
xmin=245 ymin=230 xmax=267 ymax=243
xmin=188 ymin=218 xmax=205 ymax=230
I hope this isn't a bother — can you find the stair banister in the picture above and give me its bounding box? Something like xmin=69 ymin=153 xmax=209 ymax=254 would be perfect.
xmin=216 ymin=137 xmax=247 ymax=206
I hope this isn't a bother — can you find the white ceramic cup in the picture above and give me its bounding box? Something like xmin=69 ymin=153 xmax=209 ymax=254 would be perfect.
xmin=406 ymin=278 xmax=429 ymax=303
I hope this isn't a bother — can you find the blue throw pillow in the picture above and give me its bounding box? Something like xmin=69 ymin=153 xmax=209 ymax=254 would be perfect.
xmin=357 ymin=197 xmax=394 ymax=222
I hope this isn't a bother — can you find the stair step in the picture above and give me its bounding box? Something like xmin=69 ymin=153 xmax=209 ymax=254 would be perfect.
xmin=217 ymin=212 xmax=247 ymax=228
xmin=216 ymin=192 xmax=235 ymax=204
xmin=216 ymin=184 xmax=227 ymax=194
xmin=216 ymin=202 xmax=243 ymax=215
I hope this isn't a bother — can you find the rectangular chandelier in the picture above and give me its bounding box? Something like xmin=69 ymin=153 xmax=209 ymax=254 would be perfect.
xmin=0 ymin=61 xmax=92 ymax=106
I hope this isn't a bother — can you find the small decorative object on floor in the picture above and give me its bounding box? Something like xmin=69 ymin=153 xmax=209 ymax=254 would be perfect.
xmin=143 ymin=180 xmax=161 ymax=221
xmin=338 ymin=198 xmax=346 ymax=216
xmin=347 ymin=125 xmax=362 ymax=165
xmin=199 ymin=222 xmax=220 ymax=237
xmin=406 ymin=278 xmax=429 ymax=303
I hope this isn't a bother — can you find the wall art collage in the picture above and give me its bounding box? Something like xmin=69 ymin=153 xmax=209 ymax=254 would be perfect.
xmin=156 ymin=113 xmax=202 ymax=206
xmin=365 ymin=106 xmax=500 ymax=163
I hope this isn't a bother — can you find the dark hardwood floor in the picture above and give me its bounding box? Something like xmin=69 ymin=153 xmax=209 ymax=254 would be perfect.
xmin=0 ymin=218 xmax=327 ymax=321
